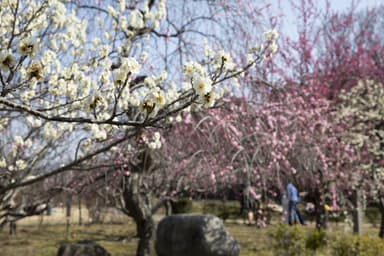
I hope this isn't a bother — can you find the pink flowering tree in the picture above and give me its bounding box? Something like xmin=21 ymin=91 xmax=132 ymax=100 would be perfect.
xmin=159 ymin=98 xmax=249 ymax=196
xmin=262 ymin=0 xmax=384 ymax=232
xmin=163 ymin=82 xmax=355 ymax=229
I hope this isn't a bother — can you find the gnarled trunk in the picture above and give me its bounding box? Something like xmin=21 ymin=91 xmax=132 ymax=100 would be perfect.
xmin=123 ymin=173 xmax=153 ymax=256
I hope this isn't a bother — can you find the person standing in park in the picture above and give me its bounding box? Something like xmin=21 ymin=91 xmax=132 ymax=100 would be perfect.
xmin=240 ymin=181 xmax=259 ymax=226
xmin=286 ymin=182 xmax=306 ymax=225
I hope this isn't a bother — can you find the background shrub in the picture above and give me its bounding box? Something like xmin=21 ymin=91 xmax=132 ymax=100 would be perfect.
xmin=171 ymin=198 xmax=193 ymax=214
xmin=269 ymin=224 xmax=306 ymax=256
xmin=202 ymin=201 xmax=241 ymax=221
xmin=365 ymin=207 xmax=380 ymax=227
xmin=330 ymin=234 xmax=384 ymax=256
xmin=305 ymin=229 xmax=328 ymax=252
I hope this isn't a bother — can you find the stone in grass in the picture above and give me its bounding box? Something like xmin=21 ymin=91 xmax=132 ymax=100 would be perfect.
xmin=155 ymin=214 xmax=240 ymax=256
xmin=57 ymin=240 xmax=111 ymax=256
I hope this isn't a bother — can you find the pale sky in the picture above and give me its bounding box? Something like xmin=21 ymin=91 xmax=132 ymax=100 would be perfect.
xmin=270 ymin=0 xmax=383 ymax=37
xmin=329 ymin=0 xmax=381 ymax=10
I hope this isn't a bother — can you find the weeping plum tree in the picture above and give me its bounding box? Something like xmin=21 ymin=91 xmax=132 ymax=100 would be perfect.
xmin=0 ymin=0 xmax=277 ymax=255
xmin=163 ymin=82 xmax=357 ymax=229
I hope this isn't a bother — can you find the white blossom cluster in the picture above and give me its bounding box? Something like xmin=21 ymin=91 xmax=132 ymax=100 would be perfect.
xmin=248 ymin=29 xmax=279 ymax=63
xmin=0 ymin=0 xmax=169 ymax=143
xmin=337 ymin=80 xmax=384 ymax=193
xmin=142 ymin=132 xmax=162 ymax=150
xmin=0 ymin=0 xmax=270 ymax=155
xmin=183 ymin=61 xmax=216 ymax=108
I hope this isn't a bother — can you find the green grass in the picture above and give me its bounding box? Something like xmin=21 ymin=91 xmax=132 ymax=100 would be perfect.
xmin=0 ymin=223 xmax=138 ymax=256
xmin=0 ymin=202 xmax=382 ymax=256
xmin=1 ymin=221 xmax=381 ymax=256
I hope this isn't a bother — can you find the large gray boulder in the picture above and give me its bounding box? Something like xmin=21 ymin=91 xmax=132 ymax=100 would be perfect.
xmin=57 ymin=240 xmax=111 ymax=256
xmin=155 ymin=214 xmax=240 ymax=256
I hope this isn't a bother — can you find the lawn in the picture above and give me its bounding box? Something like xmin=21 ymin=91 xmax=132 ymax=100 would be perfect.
xmin=0 ymin=220 xmax=382 ymax=256
xmin=0 ymin=203 xmax=382 ymax=256
xmin=1 ymin=220 xmax=276 ymax=256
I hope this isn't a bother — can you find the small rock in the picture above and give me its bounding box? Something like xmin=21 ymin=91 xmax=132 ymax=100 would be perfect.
xmin=57 ymin=240 xmax=111 ymax=256
xmin=155 ymin=214 xmax=240 ymax=256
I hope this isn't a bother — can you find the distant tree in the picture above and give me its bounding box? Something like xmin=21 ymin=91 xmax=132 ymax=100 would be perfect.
xmin=337 ymin=80 xmax=384 ymax=237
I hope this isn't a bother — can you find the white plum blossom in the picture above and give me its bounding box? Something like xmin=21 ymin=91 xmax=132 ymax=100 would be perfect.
xmin=49 ymin=0 xmax=67 ymax=28
xmin=27 ymin=62 xmax=44 ymax=80
xmin=144 ymin=76 xmax=156 ymax=88
xmin=203 ymin=39 xmax=214 ymax=57
xmin=147 ymin=132 xmax=162 ymax=149
xmin=166 ymin=82 xmax=180 ymax=102
xmin=14 ymin=136 xmax=25 ymax=147
xmin=140 ymin=51 xmax=148 ymax=62
xmin=201 ymin=91 xmax=216 ymax=108
xmin=183 ymin=61 xmax=207 ymax=79
xmin=16 ymin=159 xmax=27 ymax=170
xmin=193 ymin=75 xmax=212 ymax=96
xmin=107 ymin=6 xmax=118 ymax=17
xmin=119 ymin=0 xmax=126 ymax=11
xmin=92 ymin=125 xmax=107 ymax=141
xmin=0 ymin=50 xmax=15 ymax=71
xmin=17 ymin=38 xmax=38 ymax=56
xmin=121 ymin=57 xmax=141 ymax=74
xmin=130 ymin=9 xmax=144 ymax=28
xmin=153 ymin=20 xmax=160 ymax=28
xmin=175 ymin=115 xmax=182 ymax=122
xmin=140 ymin=91 xmax=165 ymax=118
xmin=157 ymin=71 xmax=168 ymax=81
xmin=182 ymin=82 xmax=192 ymax=91
xmin=25 ymin=139 xmax=32 ymax=148
xmin=246 ymin=29 xmax=279 ymax=62
xmin=156 ymin=0 xmax=167 ymax=19
xmin=98 ymin=45 xmax=111 ymax=58
xmin=264 ymin=29 xmax=279 ymax=42
xmin=213 ymin=50 xmax=235 ymax=71
xmin=0 ymin=157 xmax=6 ymax=168
xmin=113 ymin=69 xmax=127 ymax=86
xmin=65 ymin=82 xmax=77 ymax=100
xmin=263 ymin=29 xmax=279 ymax=58
xmin=26 ymin=116 xmax=42 ymax=127
xmin=150 ymin=88 xmax=166 ymax=108
xmin=89 ymin=93 xmax=107 ymax=111
xmin=43 ymin=123 xmax=57 ymax=139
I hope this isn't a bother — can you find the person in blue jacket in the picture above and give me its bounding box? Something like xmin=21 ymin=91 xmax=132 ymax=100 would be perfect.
xmin=286 ymin=182 xmax=306 ymax=225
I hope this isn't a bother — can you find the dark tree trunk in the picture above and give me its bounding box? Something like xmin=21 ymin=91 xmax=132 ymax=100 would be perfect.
xmin=123 ymin=172 xmax=153 ymax=256
xmin=314 ymin=190 xmax=327 ymax=229
xmin=314 ymin=201 xmax=327 ymax=229
xmin=379 ymin=196 xmax=384 ymax=238
xmin=66 ymin=194 xmax=72 ymax=241
xmin=352 ymin=189 xmax=363 ymax=235
xmin=78 ymin=195 xmax=83 ymax=225
xmin=9 ymin=221 xmax=16 ymax=235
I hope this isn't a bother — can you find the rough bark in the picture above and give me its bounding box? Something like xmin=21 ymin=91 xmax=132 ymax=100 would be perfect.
xmin=123 ymin=172 xmax=153 ymax=256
